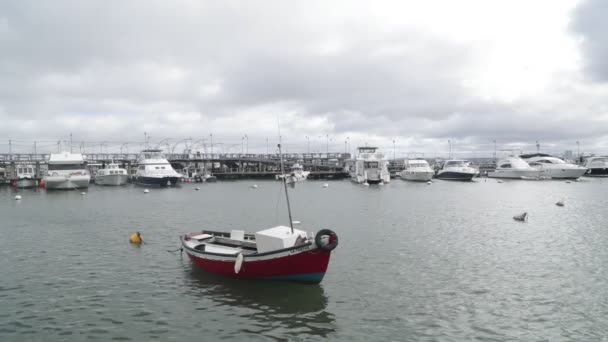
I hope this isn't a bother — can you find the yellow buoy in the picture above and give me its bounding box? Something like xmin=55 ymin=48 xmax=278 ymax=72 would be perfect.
xmin=129 ymin=232 xmax=143 ymax=244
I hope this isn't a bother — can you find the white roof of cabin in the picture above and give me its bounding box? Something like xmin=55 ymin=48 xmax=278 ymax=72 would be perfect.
xmin=48 ymin=152 xmax=85 ymax=164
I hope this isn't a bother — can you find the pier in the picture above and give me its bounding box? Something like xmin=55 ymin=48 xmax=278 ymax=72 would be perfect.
xmin=0 ymin=152 xmax=352 ymax=181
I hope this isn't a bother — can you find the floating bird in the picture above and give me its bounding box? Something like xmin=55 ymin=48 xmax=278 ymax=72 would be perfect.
xmin=513 ymin=212 xmax=528 ymax=222
xmin=143 ymin=189 xmax=150 ymax=193
xmin=251 ymin=184 xmax=258 ymax=189
xmin=129 ymin=231 xmax=143 ymax=244
xmin=14 ymin=194 xmax=22 ymax=200
xmin=322 ymin=183 xmax=329 ymax=188
xmin=427 ymin=181 xmax=432 ymax=185
xmin=194 ymin=187 xmax=200 ymax=191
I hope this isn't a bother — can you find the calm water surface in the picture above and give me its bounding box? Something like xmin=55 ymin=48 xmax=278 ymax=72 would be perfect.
xmin=1 ymin=178 xmax=608 ymax=341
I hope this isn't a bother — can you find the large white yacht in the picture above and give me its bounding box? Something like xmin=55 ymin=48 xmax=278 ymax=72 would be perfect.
xmin=44 ymin=152 xmax=91 ymax=189
xmin=435 ymin=160 xmax=478 ymax=181
xmin=583 ymin=156 xmax=608 ymax=177
xmin=350 ymin=147 xmax=391 ymax=184
xmin=15 ymin=164 xmax=38 ymax=188
xmin=134 ymin=149 xmax=182 ymax=186
xmin=488 ymin=156 xmax=543 ymax=179
xmin=276 ymin=163 xmax=310 ymax=183
xmin=399 ymin=159 xmax=434 ymax=182
xmin=95 ymin=162 xmax=129 ymax=186
xmin=521 ymin=154 xmax=588 ymax=179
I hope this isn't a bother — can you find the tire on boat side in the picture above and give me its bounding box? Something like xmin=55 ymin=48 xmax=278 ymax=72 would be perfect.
xmin=315 ymin=229 xmax=339 ymax=252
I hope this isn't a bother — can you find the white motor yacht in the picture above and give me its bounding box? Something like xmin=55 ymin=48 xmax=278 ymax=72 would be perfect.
xmin=521 ymin=154 xmax=588 ymax=179
xmin=44 ymin=152 xmax=91 ymax=189
xmin=276 ymin=163 xmax=310 ymax=183
xmin=583 ymin=156 xmax=608 ymax=177
xmin=96 ymin=162 xmax=129 ymax=186
xmin=134 ymin=149 xmax=183 ymax=186
xmin=15 ymin=164 xmax=38 ymax=188
xmin=350 ymin=147 xmax=391 ymax=184
xmin=399 ymin=159 xmax=434 ymax=181
xmin=488 ymin=156 xmax=543 ymax=179
xmin=435 ymin=160 xmax=478 ymax=181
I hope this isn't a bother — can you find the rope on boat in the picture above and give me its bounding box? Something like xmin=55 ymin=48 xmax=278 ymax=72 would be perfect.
xmin=167 ymin=247 xmax=183 ymax=253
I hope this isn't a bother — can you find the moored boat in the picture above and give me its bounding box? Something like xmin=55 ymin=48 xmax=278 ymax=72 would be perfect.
xmin=521 ymin=154 xmax=587 ymax=179
xmin=181 ymin=143 xmax=339 ymax=283
xmin=95 ymin=162 xmax=129 ymax=186
xmin=14 ymin=164 xmax=38 ymax=188
xmin=399 ymin=159 xmax=434 ymax=181
xmin=488 ymin=156 xmax=544 ymax=179
xmin=350 ymin=147 xmax=391 ymax=184
xmin=44 ymin=152 xmax=91 ymax=190
xmin=134 ymin=149 xmax=182 ymax=186
xmin=435 ymin=160 xmax=478 ymax=181
xmin=584 ymin=156 xmax=608 ymax=177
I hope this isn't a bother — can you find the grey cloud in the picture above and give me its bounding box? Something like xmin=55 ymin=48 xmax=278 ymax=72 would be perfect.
xmin=571 ymin=0 xmax=608 ymax=82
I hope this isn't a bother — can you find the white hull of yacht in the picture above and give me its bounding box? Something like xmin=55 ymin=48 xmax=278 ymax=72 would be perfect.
xmin=399 ymin=170 xmax=434 ymax=182
xmin=539 ymin=168 xmax=587 ymax=179
xmin=96 ymin=174 xmax=129 ymax=186
xmin=44 ymin=175 xmax=91 ymax=189
xmin=487 ymin=170 xmax=543 ymax=179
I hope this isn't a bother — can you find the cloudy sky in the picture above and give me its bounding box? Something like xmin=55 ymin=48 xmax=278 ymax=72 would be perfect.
xmin=1 ymin=0 xmax=607 ymax=157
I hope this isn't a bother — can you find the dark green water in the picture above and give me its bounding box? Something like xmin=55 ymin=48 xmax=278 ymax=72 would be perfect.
xmin=1 ymin=178 xmax=608 ymax=341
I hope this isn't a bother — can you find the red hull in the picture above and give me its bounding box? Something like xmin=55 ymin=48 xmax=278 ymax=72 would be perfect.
xmin=186 ymin=248 xmax=332 ymax=283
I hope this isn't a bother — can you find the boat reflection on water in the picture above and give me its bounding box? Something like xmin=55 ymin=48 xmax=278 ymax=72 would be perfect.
xmin=184 ymin=267 xmax=336 ymax=338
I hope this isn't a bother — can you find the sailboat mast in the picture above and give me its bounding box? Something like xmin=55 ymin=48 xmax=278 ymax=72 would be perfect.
xmin=278 ymin=143 xmax=294 ymax=233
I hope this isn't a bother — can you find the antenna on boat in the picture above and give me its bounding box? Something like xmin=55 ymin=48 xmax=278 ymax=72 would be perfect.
xmin=278 ymin=143 xmax=295 ymax=234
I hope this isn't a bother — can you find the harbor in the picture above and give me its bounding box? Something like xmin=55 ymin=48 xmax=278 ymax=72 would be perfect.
xmin=3 ymin=177 xmax=608 ymax=340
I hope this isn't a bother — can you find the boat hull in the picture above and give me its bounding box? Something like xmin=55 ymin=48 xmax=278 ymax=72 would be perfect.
xmin=487 ymin=170 xmax=543 ymax=179
xmin=183 ymin=243 xmax=332 ymax=283
xmin=435 ymin=171 xmax=477 ymax=181
xmin=15 ymin=178 xmax=38 ymax=188
xmin=585 ymin=168 xmax=608 ymax=177
xmin=539 ymin=168 xmax=588 ymax=179
xmin=96 ymin=174 xmax=129 ymax=186
xmin=399 ymin=171 xmax=434 ymax=181
xmin=135 ymin=176 xmax=181 ymax=187
xmin=44 ymin=175 xmax=90 ymax=189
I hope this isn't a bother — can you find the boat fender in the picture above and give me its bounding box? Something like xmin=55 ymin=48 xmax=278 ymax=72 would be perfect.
xmin=315 ymin=229 xmax=339 ymax=252
xmin=234 ymin=253 xmax=244 ymax=274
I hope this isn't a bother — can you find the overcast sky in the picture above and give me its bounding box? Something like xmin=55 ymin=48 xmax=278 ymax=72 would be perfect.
xmin=1 ymin=0 xmax=607 ymax=157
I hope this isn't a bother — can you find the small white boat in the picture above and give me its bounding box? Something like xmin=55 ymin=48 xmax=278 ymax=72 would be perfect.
xmin=521 ymin=154 xmax=587 ymax=179
xmin=488 ymin=157 xmax=543 ymax=179
xmin=435 ymin=160 xmax=478 ymax=181
xmin=349 ymin=147 xmax=391 ymax=184
xmin=95 ymin=162 xmax=129 ymax=186
xmin=399 ymin=159 xmax=434 ymax=182
xmin=44 ymin=152 xmax=91 ymax=190
xmin=15 ymin=164 xmax=38 ymax=188
xmin=276 ymin=163 xmax=310 ymax=183
xmin=134 ymin=149 xmax=183 ymax=187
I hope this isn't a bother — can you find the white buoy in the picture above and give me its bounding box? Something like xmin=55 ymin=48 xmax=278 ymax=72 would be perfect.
xmin=234 ymin=253 xmax=244 ymax=274
xmin=513 ymin=212 xmax=528 ymax=222
xmin=379 ymin=182 xmax=384 ymax=186
xmin=81 ymin=192 xmax=86 ymax=195
xmin=292 ymin=220 xmax=301 ymax=225
xmin=143 ymin=189 xmax=150 ymax=193
xmin=14 ymin=194 xmax=22 ymax=200
xmin=363 ymin=182 xmax=369 ymax=186
xmin=322 ymin=183 xmax=329 ymax=188
xmin=497 ymin=180 xmax=503 ymax=183
xmin=575 ymin=179 xmax=581 ymax=182
xmin=427 ymin=181 xmax=432 ymax=185
xmin=194 ymin=187 xmax=200 ymax=191
xmin=251 ymin=184 xmax=258 ymax=189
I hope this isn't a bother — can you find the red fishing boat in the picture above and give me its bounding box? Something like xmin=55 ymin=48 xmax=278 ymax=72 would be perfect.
xmin=181 ymin=144 xmax=339 ymax=283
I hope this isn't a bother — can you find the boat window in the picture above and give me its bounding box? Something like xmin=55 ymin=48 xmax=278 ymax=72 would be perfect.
xmin=138 ymin=166 xmax=145 ymax=170
xmin=155 ymin=166 xmax=160 ymax=169
xmin=528 ymin=162 xmax=541 ymax=166
xmin=49 ymin=164 xmax=85 ymax=170
xmin=161 ymin=166 xmax=166 ymax=169
xmin=364 ymin=162 xmax=379 ymax=168
xmin=500 ymin=163 xmax=512 ymax=168
xmin=446 ymin=161 xmax=467 ymax=167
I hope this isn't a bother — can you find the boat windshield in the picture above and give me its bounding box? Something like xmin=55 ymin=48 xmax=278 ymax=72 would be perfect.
xmin=538 ymin=158 xmax=565 ymax=164
xmin=365 ymin=161 xmax=379 ymax=168
xmin=445 ymin=161 xmax=468 ymax=167
xmin=49 ymin=164 xmax=86 ymax=170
